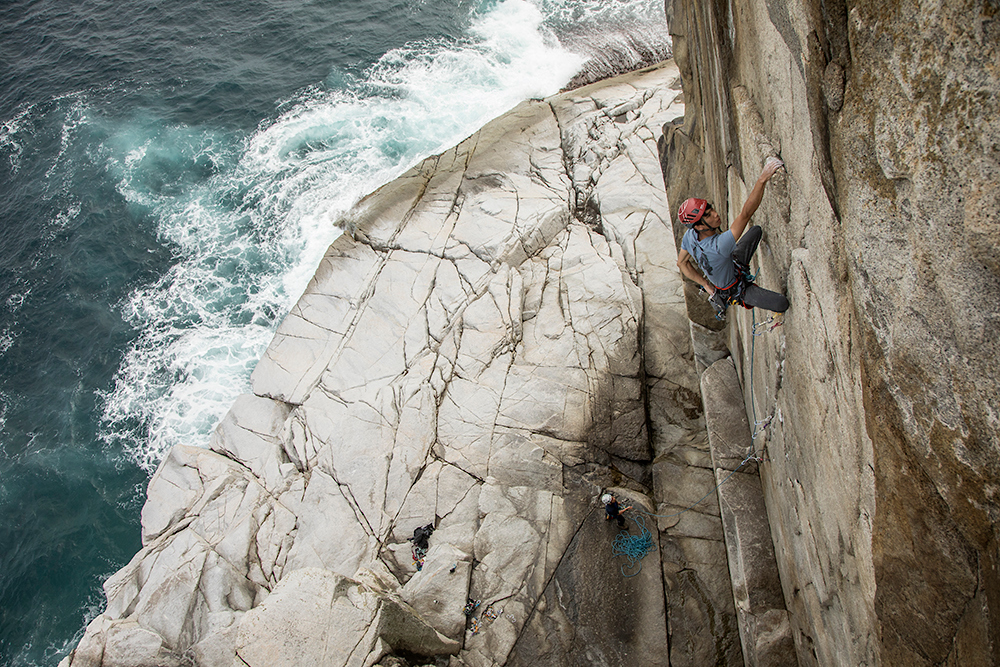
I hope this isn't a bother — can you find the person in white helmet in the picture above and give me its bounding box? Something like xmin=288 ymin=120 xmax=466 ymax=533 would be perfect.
xmin=675 ymin=158 xmax=789 ymax=319
xmin=602 ymin=493 xmax=632 ymax=528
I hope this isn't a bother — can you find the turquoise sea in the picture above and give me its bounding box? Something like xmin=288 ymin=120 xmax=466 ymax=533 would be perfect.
xmin=0 ymin=0 xmax=668 ymax=663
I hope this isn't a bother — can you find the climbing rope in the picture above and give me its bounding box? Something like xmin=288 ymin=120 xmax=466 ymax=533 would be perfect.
xmin=609 ymin=449 xmax=761 ymax=577
xmin=611 ymin=513 xmax=655 ymax=578
xmin=608 ymin=301 xmax=782 ymax=577
xmin=749 ymin=308 xmax=781 ymax=442
xmin=656 ymin=449 xmax=762 ymax=520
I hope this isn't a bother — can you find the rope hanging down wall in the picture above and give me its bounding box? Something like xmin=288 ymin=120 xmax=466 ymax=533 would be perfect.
xmin=610 ymin=306 xmax=782 ymax=577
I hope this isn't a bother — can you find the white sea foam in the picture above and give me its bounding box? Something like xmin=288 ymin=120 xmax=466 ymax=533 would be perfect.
xmin=101 ymin=0 xmax=666 ymax=469
xmin=0 ymin=329 xmax=13 ymax=357
xmin=0 ymin=105 xmax=33 ymax=174
xmin=45 ymin=97 xmax=90 ymax=180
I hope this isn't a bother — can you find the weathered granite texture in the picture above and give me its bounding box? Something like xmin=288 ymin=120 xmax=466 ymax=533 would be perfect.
xmin=62 ymin=63 xmax=718 ymax=667
xmin=663 ymin=0 xmax=1000 ymax=664
xmin=703 ymin=358 xmax=797 ymax=667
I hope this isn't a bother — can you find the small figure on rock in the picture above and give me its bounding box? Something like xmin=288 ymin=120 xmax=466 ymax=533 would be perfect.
xmin=676 ymin=157 xmax=790 ymax=319
xmin=602 ymin=493 xmax=632 ymax=528
xmin=408 ymin=523 xmax=435 ymax=571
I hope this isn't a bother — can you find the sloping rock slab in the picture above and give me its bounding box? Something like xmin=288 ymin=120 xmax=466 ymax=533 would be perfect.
xmin=703 ymin=358 xmax=797 ymax=667
xmin=62 ymin=62 xmax=687 ymax=667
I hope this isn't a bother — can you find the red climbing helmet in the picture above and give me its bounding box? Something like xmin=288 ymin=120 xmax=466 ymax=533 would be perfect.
xmin=678 ymin=197 xmax=709 ymax=227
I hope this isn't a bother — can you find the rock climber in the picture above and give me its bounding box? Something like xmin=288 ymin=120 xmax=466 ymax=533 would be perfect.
xmin=675 ymin=157 xmax=790 ymax=319
xmin=602 ymin=493 xmax=632 ymax=528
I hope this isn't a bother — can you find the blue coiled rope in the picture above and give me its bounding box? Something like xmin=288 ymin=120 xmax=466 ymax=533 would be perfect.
xmin=609 ymin=450 xmax=760 ymax=577
xmin=611 ymin=512 xmax=655 ymax=577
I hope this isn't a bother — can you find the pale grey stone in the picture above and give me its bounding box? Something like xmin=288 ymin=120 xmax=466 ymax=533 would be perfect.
xmin=716 ymin=470 xmax=793 ymax=667
xmin=102 ymin=622 xmax=178 ymax=667
xmin=209 ymin=394 xmax=290 ymax=492
xmin=234 ymin=568 xmax=381 ymax=667
xmin=702 ymin=358 xmax=758 ymax=473
xmin=281 ymin=468 xmax=373 ymax=577
xmin=400 ymin=543 xmax=471 ymax=640
xmin=139 ymin=445 xmax=208 ymax=544
xmin=68 ymin=62 xmax=697 ymax=667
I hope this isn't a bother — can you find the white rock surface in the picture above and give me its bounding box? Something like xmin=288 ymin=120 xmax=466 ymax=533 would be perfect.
xmin=63 ymin=62 xmax=696 ymax=667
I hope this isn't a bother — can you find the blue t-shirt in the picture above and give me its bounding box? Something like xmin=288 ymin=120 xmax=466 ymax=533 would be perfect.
xmin=681 ymin=228 xmax=737 ymax=288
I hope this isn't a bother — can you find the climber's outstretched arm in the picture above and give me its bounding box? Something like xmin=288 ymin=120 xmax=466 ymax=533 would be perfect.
xmin=731 ymin=158 xmax=783 ymax=241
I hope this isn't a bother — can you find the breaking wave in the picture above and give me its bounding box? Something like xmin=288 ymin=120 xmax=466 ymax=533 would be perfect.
xmin=97 ymin=0 xmax=669 ymax=470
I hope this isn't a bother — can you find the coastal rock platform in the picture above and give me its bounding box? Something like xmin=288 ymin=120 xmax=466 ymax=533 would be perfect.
xmin=63 ymin=62 xmax=724 ymax=667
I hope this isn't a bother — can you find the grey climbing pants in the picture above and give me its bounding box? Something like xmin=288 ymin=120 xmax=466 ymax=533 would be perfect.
xmin=731 ymin=226 xmax=789 ymax=313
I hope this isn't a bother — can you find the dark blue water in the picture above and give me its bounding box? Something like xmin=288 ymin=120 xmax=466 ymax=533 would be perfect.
xmin=0 ymin=0 xmax=668 ymax=664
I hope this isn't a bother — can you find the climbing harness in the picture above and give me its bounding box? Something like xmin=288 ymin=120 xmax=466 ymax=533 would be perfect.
xmin=710 ymin=264 xmax=756 ymax=320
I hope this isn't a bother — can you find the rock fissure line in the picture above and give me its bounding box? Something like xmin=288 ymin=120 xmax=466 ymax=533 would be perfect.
xmin=511 ymin=507 xmax=599 ymax=643
xmin=301 ymin=169 xmax=441 ymax=402
xmin=432 ymin=451 xmax=486 ymax=485
xmin=325 ymin=468 xmax=378 ymax=539
xmin=484 ymin=353 xmax=516 ymax=481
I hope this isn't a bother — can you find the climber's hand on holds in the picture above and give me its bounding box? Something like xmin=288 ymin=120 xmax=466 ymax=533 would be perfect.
xmin=762 ymin=157 xmax=784 ymax=180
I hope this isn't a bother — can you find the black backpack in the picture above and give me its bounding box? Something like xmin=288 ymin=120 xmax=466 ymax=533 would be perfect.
xmin=409 ymin=523 xmax=435 ymax=550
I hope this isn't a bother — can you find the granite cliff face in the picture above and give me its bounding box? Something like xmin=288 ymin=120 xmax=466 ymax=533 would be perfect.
xmin=663 ymin=0 xmax=999 ymax=664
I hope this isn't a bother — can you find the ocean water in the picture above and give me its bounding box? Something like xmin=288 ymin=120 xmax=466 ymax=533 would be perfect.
xmin=0 ymin=0 xmax=669 ymax=663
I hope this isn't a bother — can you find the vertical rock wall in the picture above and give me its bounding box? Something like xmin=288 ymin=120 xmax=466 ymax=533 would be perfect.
xmin=662 ymin=0 xmax=1000 ymax=664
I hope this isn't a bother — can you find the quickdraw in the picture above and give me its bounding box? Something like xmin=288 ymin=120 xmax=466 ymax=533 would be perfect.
xmin=752 ymin=315 xmax=783 ymax=336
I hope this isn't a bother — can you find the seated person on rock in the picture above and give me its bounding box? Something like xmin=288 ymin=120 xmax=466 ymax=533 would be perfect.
xmin=675 ymin=157 xmax=790 ymax=319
